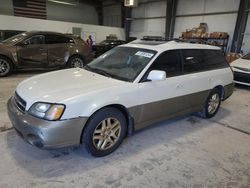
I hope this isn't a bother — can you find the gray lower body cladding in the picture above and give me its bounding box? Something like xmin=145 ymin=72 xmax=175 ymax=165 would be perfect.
xmin=129 ymin=83 xmax=234 ymax=130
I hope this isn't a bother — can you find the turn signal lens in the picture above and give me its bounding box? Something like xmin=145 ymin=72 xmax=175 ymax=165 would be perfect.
xmin=46 ymin=105 xmax=65 ymax=120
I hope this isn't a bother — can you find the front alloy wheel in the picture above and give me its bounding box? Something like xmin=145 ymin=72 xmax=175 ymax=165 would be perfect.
xmin=83 ymin=107 xmax=127 ymax=157
xmin=92 ymin=118 xmax=121 ymax=150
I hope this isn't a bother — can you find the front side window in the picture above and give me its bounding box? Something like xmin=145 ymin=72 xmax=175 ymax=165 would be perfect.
xmin=149 ymin=50 xmax=181 ymax=77
xmin=85 ymin=47 xmax=157 ymax=82
xmin=25 ymin=35 xmax=45 ymax=45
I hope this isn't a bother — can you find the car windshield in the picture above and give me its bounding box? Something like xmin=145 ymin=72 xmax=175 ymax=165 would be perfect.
xmin=242 ymin=52 xmax=250 ymax=60
xmin=99 ymin=40 xmax=111 ymax=45
xmin=1 ymin=32 xmax=28 ymax=44
xmin=85 ymin=47 xmax=157 ymax=82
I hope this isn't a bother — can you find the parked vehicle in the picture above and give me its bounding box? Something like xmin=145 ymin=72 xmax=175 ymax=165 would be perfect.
xmin=230 ymin=52 xmax=250 ymax=86
xmin=0 ymin=31 xmax=93 ymax=77
xmin=0 ymin=30 xmax=24 ymax=42
xmin=7 ymin=38 xmax=234 ymax=157
xmin=93 ymin=39 xmax=126 ymax=57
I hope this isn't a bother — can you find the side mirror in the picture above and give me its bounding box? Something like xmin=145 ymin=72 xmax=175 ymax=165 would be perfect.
xmin=147 ymin=70 xmax=166 ymax=81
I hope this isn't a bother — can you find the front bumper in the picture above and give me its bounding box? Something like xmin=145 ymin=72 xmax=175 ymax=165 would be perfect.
xmin=7 ymin=97 xmax=88 ymax=149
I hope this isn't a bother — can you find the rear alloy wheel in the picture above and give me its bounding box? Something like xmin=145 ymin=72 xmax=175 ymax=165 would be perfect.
xmin=0 ymin=57 xmax=12 ymax=77
xmin=68 ymin=56 xmax=85 ymax=68
xmin=200 ymin=88 xmax=221 ymax=118
xmin=83 ymin=107 xmax=127 ymax=157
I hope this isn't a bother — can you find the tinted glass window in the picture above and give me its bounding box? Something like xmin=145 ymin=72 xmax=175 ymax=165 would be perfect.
xmin=242 ymin=52 xmax=250 ymax=60
xmin=203 ymin=50 xmax=228 ymax=70
xmin=150 ymin=50 xmax=181 ymax=77
xmin=46 ymin=34 xmax=74 ymax=44
xmin=182 ymin=49 xmax=228 ymax=74
xmin=25 ymin=35 xmax=45 ymax=45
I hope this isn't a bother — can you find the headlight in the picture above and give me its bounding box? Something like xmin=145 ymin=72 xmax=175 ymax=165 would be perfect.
xmin=29 ymin=102 xmax=65 ymax=121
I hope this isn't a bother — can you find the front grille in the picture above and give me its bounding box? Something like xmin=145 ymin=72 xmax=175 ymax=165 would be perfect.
xmin=14 ymin=92 xmax=27 ymax=112
xmin=234 ymin=71 xmax=250 ymax=84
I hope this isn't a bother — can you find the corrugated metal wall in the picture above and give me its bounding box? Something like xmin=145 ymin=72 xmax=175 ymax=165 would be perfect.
xmin=130 ymin=0 xmax=240 ymax=51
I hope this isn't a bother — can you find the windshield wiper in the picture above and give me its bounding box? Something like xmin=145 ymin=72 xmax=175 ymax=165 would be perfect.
xmin=84 ymin=65 xmax=113 ymax=78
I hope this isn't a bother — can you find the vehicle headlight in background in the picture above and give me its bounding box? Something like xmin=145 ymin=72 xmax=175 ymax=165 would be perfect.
xmin=29 ymin=102 xmax=65 ymax=121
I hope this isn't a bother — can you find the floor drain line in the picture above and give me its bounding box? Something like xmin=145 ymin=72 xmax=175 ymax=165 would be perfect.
xmin=210 ymin=120 xmax=250 ymax=135
xmin=0 ymin=127 xmax=14 ymax=133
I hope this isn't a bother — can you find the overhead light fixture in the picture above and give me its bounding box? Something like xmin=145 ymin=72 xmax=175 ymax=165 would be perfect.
xmin=124 ymin=0 xmax=138 ymax=7
xmin=48 ymin=0 xmax=79 ymax=6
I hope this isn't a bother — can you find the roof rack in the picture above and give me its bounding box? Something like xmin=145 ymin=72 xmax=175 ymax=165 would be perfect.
xmin=142 ymin=36 xmax=166 ymax=41
xmin=141 ymin=36 xmax=184 ymax=42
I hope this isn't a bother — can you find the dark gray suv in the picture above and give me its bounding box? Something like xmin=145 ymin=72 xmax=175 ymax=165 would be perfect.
xmin=0 ymin=31 xmax=93 ymax=76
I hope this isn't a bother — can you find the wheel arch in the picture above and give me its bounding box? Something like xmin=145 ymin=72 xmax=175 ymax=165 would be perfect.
xmin=0 ymin=54 xmax=15 ymax=68
xmin=80 ymin=104 xmax=135 ymax=144
xmin=66 ymin=54 xmax=85 ymax=66
xmin=214 ymin=85 xmax=225 ymax=100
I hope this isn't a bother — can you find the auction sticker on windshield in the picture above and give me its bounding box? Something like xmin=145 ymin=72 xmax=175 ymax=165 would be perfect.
xmin=135 ymin=51 xmax=154 ymax=58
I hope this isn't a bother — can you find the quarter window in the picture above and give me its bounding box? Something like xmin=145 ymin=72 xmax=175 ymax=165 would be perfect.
xmin=202 ymin=50 xmax=228 ymax=70
xmin=46 ymin=34 xmax=74 ymax=44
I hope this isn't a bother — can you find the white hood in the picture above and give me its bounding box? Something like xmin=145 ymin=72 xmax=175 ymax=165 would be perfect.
xmin=16 ymin=68 xmax=123 ymax=109
xmin=231 ymin=58 xmax=250 ymax=72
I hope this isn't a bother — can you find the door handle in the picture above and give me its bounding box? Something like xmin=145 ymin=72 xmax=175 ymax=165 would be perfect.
xmin=176 ymin=84 xmax=183 ymax=89
xmin=39 ymin=48 xmax=44 ymax=51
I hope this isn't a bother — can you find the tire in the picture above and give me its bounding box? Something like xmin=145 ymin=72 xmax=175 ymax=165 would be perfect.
xmin=200 ymin=88 xmax=221 ymax=118
xmin=83 ymin=107 xmax=127 ymax=157
xmin=0 ymin=56 xmax=13 ymax=77
xmin=67 ymin=55 xmax=85 ymax=68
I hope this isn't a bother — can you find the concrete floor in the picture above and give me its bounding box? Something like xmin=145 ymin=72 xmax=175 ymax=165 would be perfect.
xmin=0 ymin=71 xmax=249 ymax=188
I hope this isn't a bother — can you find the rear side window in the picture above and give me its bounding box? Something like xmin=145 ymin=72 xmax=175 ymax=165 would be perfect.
xmin=46 ymin=34 xmax=74 ymax=44
xmin=182 ymin=49 xmax=228 ymax=74
xmin=202 ymin=50 xmax=228 ymax=70
xmin=150 ymin=50 xmax=181 ymax=77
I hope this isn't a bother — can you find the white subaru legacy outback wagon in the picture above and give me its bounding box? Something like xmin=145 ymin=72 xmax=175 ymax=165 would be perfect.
xmin=7 ymin=38 xmax=234 ymax=157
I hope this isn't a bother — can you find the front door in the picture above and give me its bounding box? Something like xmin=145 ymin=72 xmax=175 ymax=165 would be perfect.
xmin=135 ymin=50 xmax=186 ymax=129
xmin=17 ymin=34 xmax=47 ymax=68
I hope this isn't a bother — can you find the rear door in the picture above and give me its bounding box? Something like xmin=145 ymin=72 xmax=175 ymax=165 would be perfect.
xmin=17 ymin=34 xmax=47 ymax=68
xmin=46 ymin=34 xmax=74 ymax=67
xmin=180 ymin=49 xmax=212 ymax=110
